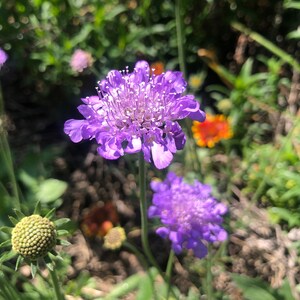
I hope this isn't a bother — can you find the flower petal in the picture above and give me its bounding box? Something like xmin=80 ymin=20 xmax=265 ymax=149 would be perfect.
xmin=64 ymin=119 xmax=88 ymax=143
xmin=125 ymin=137 xmax=142 ymax=154
xmin=151 ymin=142 xmax=173 ymax=169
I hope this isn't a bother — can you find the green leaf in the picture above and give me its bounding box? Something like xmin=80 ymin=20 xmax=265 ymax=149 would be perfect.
xmin=284 ymin=1 xmax=300 ymax=9
xmin=8 ymin=216 xmax=19 ymax=225
xmin=13 ymin=209 xmax=26 ymax=220
xmin=31 ymin=262 xmax=38 ymax=278
xmin=44 ymin=207 xmax=56 ymax=219
xmin=18 ymin=169 xmax=39 ymax=191
xmin=34 ymin=201 xmax=41 ymax=215
xmin=231 ymin=274 xmax=277 ymax=300
xmin=287 ymin=29 xmax=300 ymax=40
xmin=0 ymin=226 xmax=12 ymax=234
xmin=0 ymin=240 xmax=11 ymax=249
xmin=57 ymin=230 xmax=69 ymax=237
xmin=70 ymin=24 xmax=93 ymax=47
xmin=36 ymin=179 xmax=67 ymax=203
xmin=104 ymin=5 xmax=127 ymax=21
xmin=0 ymin=250 xmax=17 ymax=263
xmin=57 ymin=239 xmax=71 ymax=246
xmin=278 ymin=279 xmax=295 ymax=299
xmin=136 ymin=271 xmax=153 ymax=300
xmin=54 ymin=218 xmax=71 ymax=228
xmin=15 ymin=255 xmax=24 ymax=271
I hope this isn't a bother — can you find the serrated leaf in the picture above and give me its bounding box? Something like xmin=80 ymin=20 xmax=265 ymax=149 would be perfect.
xmin=36 ymin=179 xmax=67 ymax=203
xmin=0 ymin=239 xmax=11 ymax=248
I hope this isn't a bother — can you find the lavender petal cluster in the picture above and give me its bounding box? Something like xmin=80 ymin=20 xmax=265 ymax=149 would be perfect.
xmin=148 ymin=172 xmax=227 ymax=258
xmin=70 ymin=49 xmax=93 ymax=73
xmin=0 ymin=48 xmax=8 ymax=68
xmin=64 ymin=61 xmax=205 ymax=169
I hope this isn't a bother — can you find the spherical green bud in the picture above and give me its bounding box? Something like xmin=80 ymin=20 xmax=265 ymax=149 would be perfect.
xmin=11 ymin=215 xmax=57 ymax=260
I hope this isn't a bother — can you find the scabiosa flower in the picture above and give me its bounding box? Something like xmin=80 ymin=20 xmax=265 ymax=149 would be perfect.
xmin=192 ymin=114 xmax=233 ymax=148
xmin=64 ymin=61 xmax=205 ymax=169
xmin=0 ymin=207 xmax=71 ymax=277
xmin=70 ymin=49 xmax=93 ymax=73
xmin=103 ymin=227 xmax=126 ymax=250
xmin=0 ymin=48 xmax=8 ymax=68
xmin=148 ymin=172 xmax=227 ymax=258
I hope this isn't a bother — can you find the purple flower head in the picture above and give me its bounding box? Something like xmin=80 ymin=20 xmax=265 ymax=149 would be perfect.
xmin=70 ymin=49 xmax=93 ymax=73
xmin=148 ymin=172 xmax=227 ymax=258
xmin=0 ymin=48 xmax=8 ymax=68
xmin=64 ymin=61 xmax=205 ymax=169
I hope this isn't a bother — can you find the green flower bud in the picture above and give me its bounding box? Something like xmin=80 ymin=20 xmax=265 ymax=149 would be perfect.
xmin=11 ymin=215 xmax=57 ymax=260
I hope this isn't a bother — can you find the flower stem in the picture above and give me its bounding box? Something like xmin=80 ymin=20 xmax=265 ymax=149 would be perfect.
xmin=175 ymin=0 xmax=186 ymax=78
xmin=124 ymin=241 xmax=159 ymax=300
xmin=206 ymin=245 xmax=214 ymax=300
xmin=0 ymin=82 xmax=20 ymax=210
xmin=138 ymin=152 xmax=160 ymax=270
xmin=138 ymin=153 xmax=176 ymax=298
xmin=49 ymin=268 xmax=64 ymax=300
xmin=165 ymin=249 xmax=175 ymax=300
xmin=124 ymin=241 xmax=149 ymax=269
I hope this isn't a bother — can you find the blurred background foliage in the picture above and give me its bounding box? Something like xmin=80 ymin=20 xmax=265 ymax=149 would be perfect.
xmin=1 ymin=0 xmax=300 ymax=299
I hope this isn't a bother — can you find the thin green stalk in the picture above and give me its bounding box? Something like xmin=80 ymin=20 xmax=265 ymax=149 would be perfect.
xmin=49 ymin=268 xmax=64 ymax=300
xmin=124 ymin=241 xmax=158 ymax=300
xmin=175 ymin=0 xmax=203 ymax=177
xmin=138 ymin=153 xmax=177 ymax=299
xmin=206 ymin=245 xmax=213 ymax=300
xmin=232 ymin=22 xmax=300 ymax=72
xmin=124 ymin=241 xmax=149 ymax=269
xmin=0 ymin=83 xmax=20 ymax=210
xmin=165 ymin=249 xmax=175 ymax=300
xmin=175 ymin=0 xmax=186 ymax=78
xmin=138 ymin=152 xmax=161 ymax=271
xmin=90 ymin=66 xmax=102 ymax=79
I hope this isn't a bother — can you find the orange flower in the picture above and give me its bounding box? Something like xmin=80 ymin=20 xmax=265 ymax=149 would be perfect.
xmin=81 ymin=202 xmax=119 ymax=238
xmin=150 ymin=61 xmax=164 ymax=76
xmin=192 ymin=114 xmax=233 ymax=148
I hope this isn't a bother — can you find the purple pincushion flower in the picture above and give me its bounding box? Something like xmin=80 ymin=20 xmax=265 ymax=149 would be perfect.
xmin=0 ymin=48 xmax=8 ymax=68
xmin=64 ymin=61 xmax=205 ymax=169
xmin=148 ymin=172 xmax=227 ymax=258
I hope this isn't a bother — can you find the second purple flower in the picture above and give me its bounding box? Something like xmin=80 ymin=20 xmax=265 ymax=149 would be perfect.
xmin=64 ymin=61 xmax=205 ymax=169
